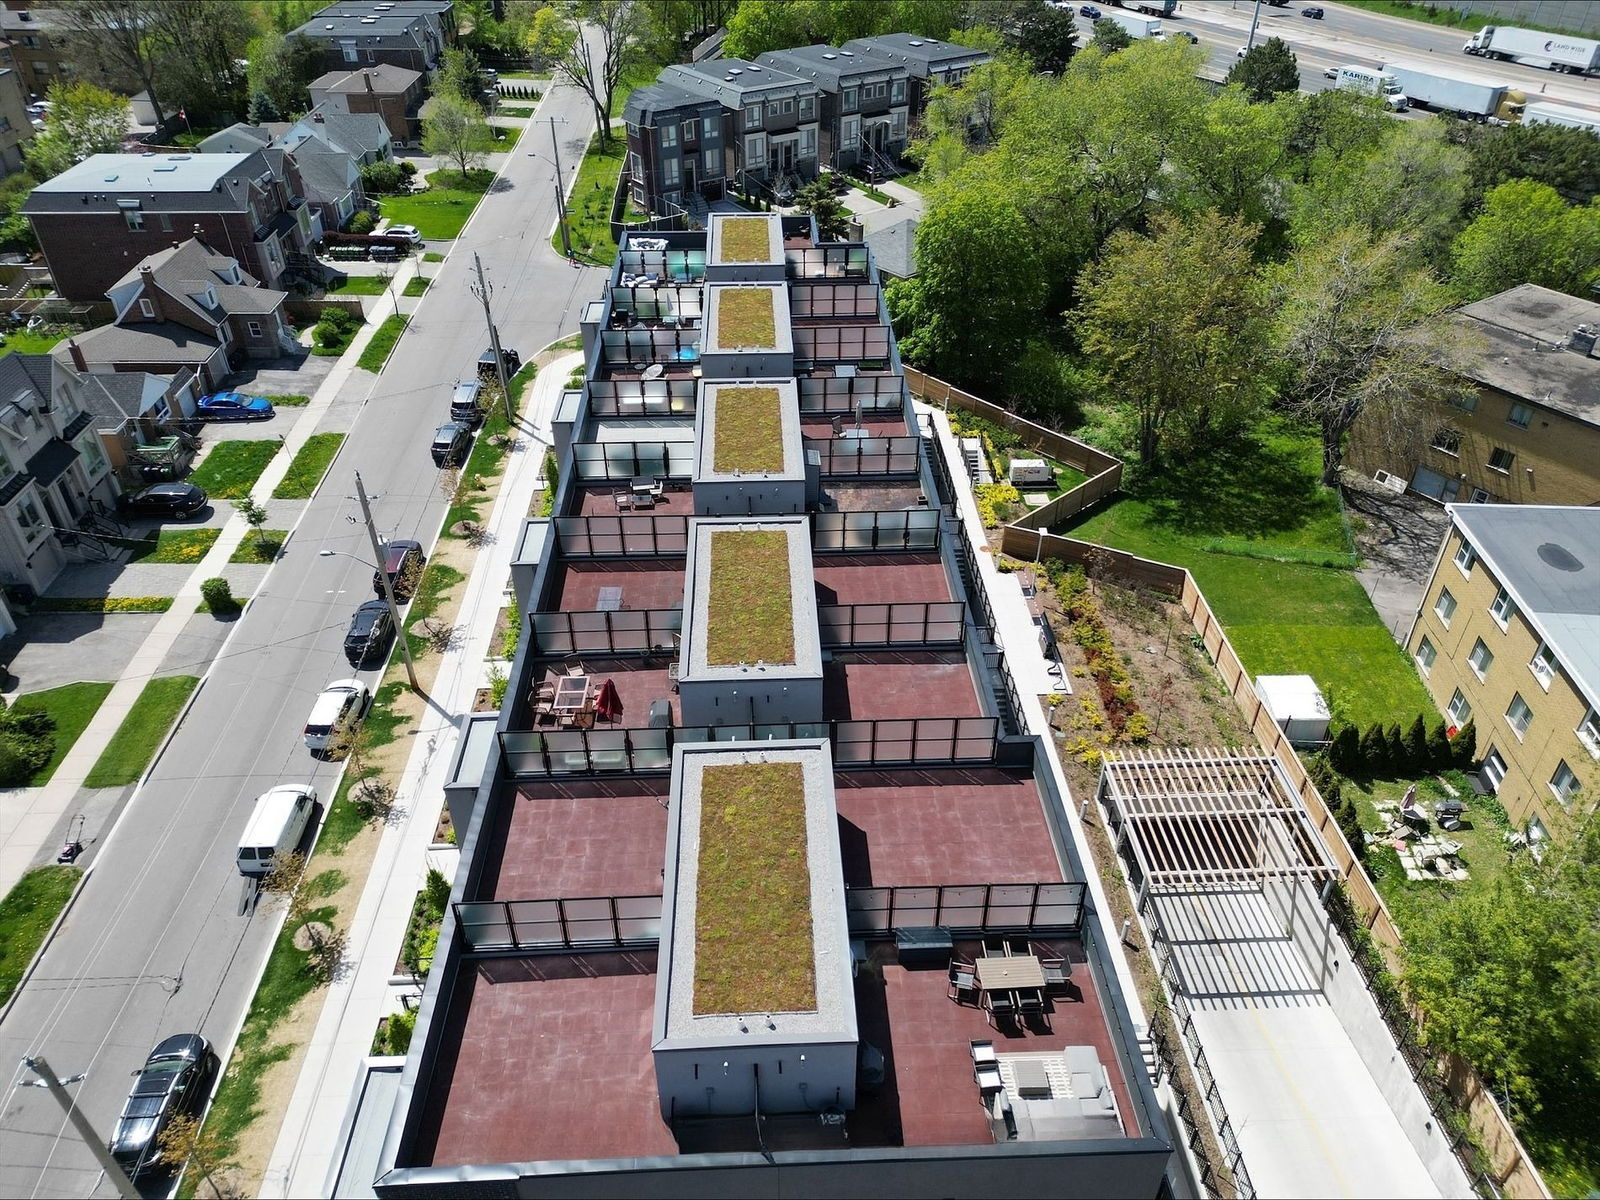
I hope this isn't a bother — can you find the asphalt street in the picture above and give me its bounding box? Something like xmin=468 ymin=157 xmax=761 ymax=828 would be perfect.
xmin=0 ymin=75 xmax=603 ymax=1198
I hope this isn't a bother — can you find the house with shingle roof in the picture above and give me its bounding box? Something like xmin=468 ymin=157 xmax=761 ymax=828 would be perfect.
xmin=308 ymin=62 xmax=427 ymax=144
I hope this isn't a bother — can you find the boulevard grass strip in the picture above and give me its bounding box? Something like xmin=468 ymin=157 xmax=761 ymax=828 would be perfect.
xmin=714 ymin=288 xmax=777 ymax=349
xmin=230 ymin=531 xmax=287 ymax=563
xmin=32 ymin=596 xmax=173 ymax=613
xmin=11 ymin=682 xmax=114 ymax=785
xmin=712 ymin=386 xmax=783 ymax=474
xmin=127 ymin=527 xmax=222 ymax=565
xmin=272 ymin=433 xmax=346 ymax=500
xmin=0 ymin=866 xmax=80 ymax=1006
xmin=82 ymin=675 xmax=200 ymax=788
xmin=356 ymin=315 xmax=408 ymax=374
xmin=188 ymin=440 xmax=282 ymax=500
xmin=399 ymin=563 xmax=465 ymax=663
xmin=707 ymin=530 xmax=793 ymax=666
xmin=264 ymin=394 xmax=310 ymax=407
xmin=694 ymin=762 xmax=815 ymax=1015
xmin=319 ymin=681 xmax=412 ymax=856
xmin=377 ymin=168 xmax=493 ymax=240
xmin=720 ymin=216 xmax=774 ymax=263
xmin=555 ymin=132 xmax=650 ymax=262
xmin=442 ymin=365 xmax=537 ymax=531
xmin=403 ymin=278 xmax=429 ymax=297
xmin=324 ymin=275 xmax=391 ymax=296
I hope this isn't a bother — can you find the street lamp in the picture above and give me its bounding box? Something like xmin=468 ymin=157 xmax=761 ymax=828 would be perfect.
xmin=322 ymin=469 xmax=419 ymax=692
xmin=1036 ymin=525 xmax=1049 ymax=563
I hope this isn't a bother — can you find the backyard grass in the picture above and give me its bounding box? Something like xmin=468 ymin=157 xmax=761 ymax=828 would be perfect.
xmin=1063 ymin=417 xmax=1431 ymax=728
xmin=10 ymin=682 xmax=114 ymax=785
xmin=272 ymin=433 xmax=345 ymax=499
xmin=714 ymin=288 xmax=777 ymax=348
xmin=0 ymin=327 xmax=71 ymax=355
xmin=557 ymin=132 xmax=646 ymax=263
xmin=0 ymin=866 xmax=80 ymax=1007
xmin=720 ymin=216 xmax=774 ymax=262
xmin=83 ymin=675 xmax=199 ymax=788
xmin=403 ymin=278 xmax=429 ymax=297
xmin=230 ymin=530 xmax=286 ymax=563
xmin=707 ymin=530 xmax=794 ymax=665
xmin=188 ymin=440 xmax=281 ymax=500
xmin=325 ymin=275 xmax=390 ymax=295
xmin=694 ymin=761 xmax=815 ymax=1015
xmin=126 ymin=527 xmax=221 ymax=565
xmin=265 ymin=393 xmax=310 ymax=407
xmin=712 ymin=386 xmax=783 ymax=473
xmin=356 ymin=314 xmax=407 ymax=374
xmin=376 ymin=168 xmax=493 ymax=240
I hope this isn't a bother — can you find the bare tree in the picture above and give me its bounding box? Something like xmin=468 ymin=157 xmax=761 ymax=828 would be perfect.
xmin=422 ymin=93 xmax=493 ymax=177
xmin=529 ymin=1 xmax=646 ymax=150
xmin=157 ymin=1113 xmax=239 ymax=1199
xmin=49 ymin=0 xmax=167 ymax=125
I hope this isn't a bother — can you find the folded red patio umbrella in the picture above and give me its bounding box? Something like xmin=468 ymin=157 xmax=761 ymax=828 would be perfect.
xmin=595 ymin=678 xmax=622 ymax=722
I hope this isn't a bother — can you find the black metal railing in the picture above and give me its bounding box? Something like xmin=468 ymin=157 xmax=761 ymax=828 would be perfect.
xmin=530 ymin=608 xmax=682 ymax=655
xmin=497 ymin=717 xmax=1000 ymax=777
xmin=812 ymin=510 xmax=939 ymax=552
xmin=923 ymin=418 xmax=959 ymax=508
xmin=818 ymin=601 xmax=964 ymax=648
xmin=805 ymin=434 xmax=921 ymax=477
xmin=950 ymin=516 xmax=998 ymax=643
xmin=555 ymin=514 xmax=688 ymax=557
xmin=588 ymin=378 xmax=697 ymax=417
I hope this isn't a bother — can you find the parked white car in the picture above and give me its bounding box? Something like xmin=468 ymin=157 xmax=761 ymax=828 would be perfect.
xmin=303 ymin=679 xmax=373 ymax=756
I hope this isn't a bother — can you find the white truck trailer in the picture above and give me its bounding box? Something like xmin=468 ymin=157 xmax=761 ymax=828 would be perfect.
xmin=1381 ymin=62 xmax=1524 ymax=123
xmin=1101 ymin=9 xmax=1163 ymax=39
xmin=1523 ymin=104 xmax=1600 ymax=133
xmin=1463 ymin=25 xmax=1600 ymax=75
xmin=1333 ymin=64 xmax=1409 ymax=112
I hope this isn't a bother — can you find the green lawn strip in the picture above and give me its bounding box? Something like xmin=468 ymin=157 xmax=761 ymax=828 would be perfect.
xmin=496 ymin=104 xmax=536 ymax=116
xmin=32 ymin=596 xmax=173 ymax=613
xmin=0 ymin=866 xmax=80 ymax=1006
xmin=188 ymin=440 xmax=282 ymax=500
xmin=403 ymin=278 xmax=428 ymax=297
xmin=272 ymin=433 xmax=346 ymax=500
xmin=557 ymin=131 xmax=634 ymax=262
xmin=229 ymin=531 xmax=288 ymax=563
xmin=1228 ymin=621 xmax=1433 ymax=727
xmin=264 ymin=393 xmax=310 ymax=407
xmin=356 ymin=315 xmax=408 ymax=374
xmin=441 ymin=375 xmax=531 ymax=530
xmin=10 ymin=682 xmax=114 ymax=785
xmin=398 ymin=563 xmax=465 ymax=663
xmin=324 ymin=275 xmax=390 ymax=295
xmin=125 ymin=527 xmax=222 ymax=565
xmin=423 ymin=251 xmax=445 ymax=263
xmin=82 ymin=675 xmax=200 ymax=788
xmin=0 ymin=328 xmax=70 ymax=355
xmin=376 ymin=168 xmax=492 ymax=240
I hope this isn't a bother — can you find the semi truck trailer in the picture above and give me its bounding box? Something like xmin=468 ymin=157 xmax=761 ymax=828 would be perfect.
xmin=1101 ymin=9 xmax=1163 ymax=39
xmin=1381 ymin=62 xmax=1524 ymax=123
xmin=1463 ymin=25 xmax=1600 ymax=75
xmin=1523 ymin=104 xmax=1600 ymax=133
xmin=1333 ymin=65 xmax=1409 ymax=112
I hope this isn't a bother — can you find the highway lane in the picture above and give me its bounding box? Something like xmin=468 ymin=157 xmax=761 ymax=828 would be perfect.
xmin=0 ymin=75 xmax=604 ymax=1199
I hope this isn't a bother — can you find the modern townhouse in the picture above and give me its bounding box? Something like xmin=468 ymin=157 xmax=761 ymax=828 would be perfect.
xmin=0 ymin=63 xmax=31 ymax=176
xmin=758 ymin=44 xmax=913 ymax=174
xmin=843 ymin=32 xmax=992 ymax=112
xmin=291 ymin=0 xmax=454 ymax=77
xmin=622 ymin=80 xmax=724 ymax=216
xmin=0 ymin=1 xmax=68 ymax=99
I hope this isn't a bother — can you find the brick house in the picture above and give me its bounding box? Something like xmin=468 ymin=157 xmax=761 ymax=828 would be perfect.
xmin=291 ymin=0 xmax=454 ymax=77
xmin=308 ymin=63 xmax=426 ymax=145
xmin=0 ymin=63 xmax=32 ymax=177
xmin=758 ymin=45 xmax=913 ymax=173
xmin=70 ymin=364 xmax=202 ymax=473
xmin=22 ymin=151 xmax=316 ymax=302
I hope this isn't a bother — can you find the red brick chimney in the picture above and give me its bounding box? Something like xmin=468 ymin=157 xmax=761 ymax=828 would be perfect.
xmin=67 ymin=339 xmax=86 ymax=371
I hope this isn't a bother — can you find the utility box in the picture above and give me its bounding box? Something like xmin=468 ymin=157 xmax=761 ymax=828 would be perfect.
xmin=1008 ymin=458 xmax=1053 ymax=487
xmin=1255 ymin=674 xmax=1332 ymax=746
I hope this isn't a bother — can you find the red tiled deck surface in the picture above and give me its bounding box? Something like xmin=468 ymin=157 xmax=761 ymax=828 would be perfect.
xmin=800 ymin=415 xmax=908 ymax=438
xmin=551 ymin=560 xmax=685 ymax=612
xmin=824 ymin=650 xmax=982 ymax=720
xmin=414 ymin=953 xmax=676 ymax=1167
xmin=520 ymin=659 xmax=679 ymax=731
xmin=474 ymin=777 xmax=669 ymax=901
xmin=574 ymin=485 xmax=695 ymax=517
xmin=814 ymin=553 xmax=951 ymax=605
xmin=834 ymin=768 xmax=1061 ymax=888
xmin=822 ymin=481 xmax=928 ymax=511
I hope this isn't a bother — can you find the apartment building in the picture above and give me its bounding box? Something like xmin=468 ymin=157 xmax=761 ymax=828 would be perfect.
xmin=758 ymin=44 xmax=913 ymax=173
xmin=336 ymin=212 xmax=1174 ymax=1197
xmin=1407 ymin=504 xmax=1600 ymax=839
xmin=0 ymin=64 xmax=31 ymax=177
xmin=1351 ymin=285 xmax=1600 ymax=507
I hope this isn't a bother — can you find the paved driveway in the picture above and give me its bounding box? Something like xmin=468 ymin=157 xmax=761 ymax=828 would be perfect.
xmin=1344 ymin=474 xmax=1450 ymax=644
xmin=223 ymin=348 xmax=335 ymax=398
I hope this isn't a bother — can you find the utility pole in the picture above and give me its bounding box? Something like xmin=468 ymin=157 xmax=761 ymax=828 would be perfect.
xmin=548 ymin=116 xmax=572 ymax=260
xmin=1245 ymin=0 xmax=1263 ymax=52
xmin=355 ymin=471 xmax=419 ymax=692
xmin=20 ymin=1056 xmax=140 ymax=1199
xmin=469 ymin=253 xmax=515 ymax=423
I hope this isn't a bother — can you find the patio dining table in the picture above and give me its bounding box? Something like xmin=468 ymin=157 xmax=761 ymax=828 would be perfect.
xmin=975 ymin=955 xmax=1045 ymax=992
xmin=551 ymin=674 xmax=591 ymax=713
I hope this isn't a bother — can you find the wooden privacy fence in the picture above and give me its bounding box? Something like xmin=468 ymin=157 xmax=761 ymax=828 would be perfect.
xmin=906 ymin=366 xmax=1548 ymax=1199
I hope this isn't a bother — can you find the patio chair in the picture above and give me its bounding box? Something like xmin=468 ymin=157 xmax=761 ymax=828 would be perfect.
xmin=969 ymin=1040 xmax=998 ymax=1072
xmin=1041 ymin=959 xmax=1073 ymax=993
xmin=1017 ymin=988 xmax=1050 ymax=1030
xmin=981 ymin=936 xmax=1008 ymax=958
xmin=975 ymin=1062 xmax=1003 ymax=1093
xmin=983 ymin=989 xmax=1017 ymax=1030
xmin=613 ymin=491 xmax=634 ymax=511
xmin=948 ymin=962 xmax=978 ymax=1006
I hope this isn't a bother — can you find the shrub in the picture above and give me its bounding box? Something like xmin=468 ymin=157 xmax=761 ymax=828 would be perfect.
xmin=1328 ymin=724 xmax=1360 ymax=775
xmin=384 ymin=1007 xmax=417 ymax=1055
xmin=1452 ymin=719 xmax=1476 ymax=767
xmin=1385 ymin=724 xmax=1406 ymax=771
xmin=0 ymin=707 xmax=56 ymax=786
xmin=973 ymin=482 xmax=1021 ymax=528
xmin=399 ymin=159 xmax=418 ymax=177
xmin=1358 ymin=723 xmax=1387 ymax=773
xmin=1404 ymin=714 xmax=1428 ymax=770
xmin=1427 ymin=719 xmax=1452 ymax=769
xmin=424 ymin=866 xmax=450 ymax=912
xmin=359 ymin=160 xmax=408 ymax=195
xmin=199 ymin=576 xmax=237 ymax=614
xmin=346 ymin=210 xmax=376 ymax=234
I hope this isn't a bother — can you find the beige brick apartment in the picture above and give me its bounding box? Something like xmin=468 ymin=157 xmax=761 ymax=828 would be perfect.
xmin=1408 ymin=505 xmax=1600 ymax=842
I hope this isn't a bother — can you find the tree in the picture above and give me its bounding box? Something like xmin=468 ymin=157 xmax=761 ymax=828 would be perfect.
xmin=1329 ymin=723 xmax=1361 ymax=775
xmin=885 ymin=183 xmax=1045 ymax=389
xmin=52 ymin=0 xmax=168 ymax=126
xmin=1226 ymin=36 xmax=1299 ymax=103
xmin=0 ymin=174 xmax=38 ymax=253
xmin=1358 ymin=722 xmax=1387 ymax=774
xmin=1452 ymin=718 xmax=1476 ymax=767
xmin=1090 ymin=17 xmax=1131 ymax=54
xmin=157 ymin=1113 xmax=236 ymax=1199
xmin=528 ymin=0 xmax=647 ymax=151
xmin=1451 ymin=179 xmax=1600 ymax=301
xmin=147 ymin=0 xmax=254 ymax=121
xmin=1272 ymin=226 xmax=1460 ymax=485
xmin=1458 ymin=120 xmax=1600 ymax=209
xmin=1170 ymin=86 xmax=1294 ymax=239
xmin=422 ymin=93 xmax=494 ymax=177
xmin=794 ymin=177 xmax=849 ymax=241
xmin=1010 ymin=1 xmax=1078 ymax=75
xmin=236 ymin=495 xmax=270 ymax=551
xmin=1404 ymin=714 xmax=1428 ymax=770
xmin=360 ymin=160 xmax=410 ymax=195
xmin=1076 ymin=210 xmax=1268 ymax=464
xmin=720 ymin=0 xmax=813 ymax=59
xmin=26 ymin=82 xmax=130 ymax=181
xmin=436 ymin=45 xmax=486 ymax=107
xmin=1426 ymin=720 xmax=1452 ymax=769
xmin=245 ymin=32 xmax=327 ymax=120
xmin=246 ymin=91 xmax=279 ymax=125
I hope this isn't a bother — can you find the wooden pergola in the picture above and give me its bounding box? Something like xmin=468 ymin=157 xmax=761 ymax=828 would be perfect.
xmin=1098 ymin=748 xmax=1339 ymax=897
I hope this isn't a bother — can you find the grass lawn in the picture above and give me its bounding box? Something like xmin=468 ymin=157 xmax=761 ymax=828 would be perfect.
xmin=188 ymin=440 xmax=281 ymax=500
xmin=399 ymin=563 xmax=464 ymax=663
xmin=403 ymin=277 xmax=429 ymax=297
xmin=0 ymin=327 xmax=71 ymax=355
xmin=443 ymin=365 xmax=536 ymax=530
xmin=377 ymin=168 xmax=493 ymax=240
xmin=265 ymin=393 xmax=310 ymax=407
xmin=356 ymin=314 xmax=407 ymax=374
xmin=230 ymin=530 xmax=287 ymax=563
xmin=126 ymin=527 xmax=221 ymax=565
xmin=423 ymin=251 xmax=445 ymax=263
xmin=10 ymin=682 xmax=114 ymax=785
xmin=83 ymin=675 xmax=199 ymax=788
xmin=707 ymin=530 xmax=793 ymax=665
xmin=325 ymin=275 xmax=390 ymax=296
xmin=0 ymin=866 xmax=80 ymax=1006
xmin=272 ymin=433 xmax=345 ymax=499
xmin=1064 ymin=417 xmax=1431 ymax=728
xmin=558 ymin=131 xmax=644 ymax=263
xmin=496 ymin=104 xmax=536 ymax=117
xmin=320 ymin=681 xmax=411 ymax=856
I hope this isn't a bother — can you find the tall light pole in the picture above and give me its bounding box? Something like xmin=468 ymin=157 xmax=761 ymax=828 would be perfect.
xmin=1245 ymin=0 xmax=1263 ymax=53
xmin=20 ymin=1056 xmax=139 ymax=1199
xmin=548 ymin=115 xmax=572 ymax=260
xmin=469 ymin=253 xmax=516 ymax=423
xmin=326 ymin=470 xmax=419 ymax=692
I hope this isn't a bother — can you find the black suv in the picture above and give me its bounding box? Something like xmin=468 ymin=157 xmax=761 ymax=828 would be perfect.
xmin=116 ymin=482 xmax=208 ymax=518
xmin=109 ymin=1034 xmax=218 ymax=1179
xmin=344 ymin=599 xmax=394 ymax=666
xmin=431 ymin=421 xmax=472 ymax=467
xmin=373 ymin=539 xmax=425 ymax=602
xmin=477 ymin=346 xmax=521 ymax=379
xmin=449 ymin=379 xmax=485 ymax=428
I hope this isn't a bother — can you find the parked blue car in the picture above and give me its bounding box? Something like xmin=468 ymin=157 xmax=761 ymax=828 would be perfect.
xmin=197 ymin=391 xmax=274 ymax=421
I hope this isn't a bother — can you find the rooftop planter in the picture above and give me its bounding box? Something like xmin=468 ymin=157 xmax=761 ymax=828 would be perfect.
xmin=707 ymin=529 xmax=794 ymax=665
xmin=693 ymin=761 xmax=816 ymax=1015
xmin=712 ymin=386 xmax=784 ymax=474
xmin=714 ymin=288 xmax=778 ymax=349
xmin=720 ymin=216 xmax=776 ymax=263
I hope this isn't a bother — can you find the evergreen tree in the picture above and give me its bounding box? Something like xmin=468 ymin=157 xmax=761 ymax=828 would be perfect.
xmin=1226 ymin=37 xmax=1301 ymax=104
xmin=1453 ymin=719 xmax=1477 ymax=768
xmin=1427 ymin=719 xmax=1452 ymax=769
xmin=1358 ymin=723 xmax=1387 ymax=774
xmin=1329 ymin=724 xmax=1360 ymax=775
xmin=1404 ymin=714 xmax=1429 ymax=771
xmin=247 ymin=90 xmax=279 ymax=125
xmin=1385 ymin=724 xmax=1407 ymax=772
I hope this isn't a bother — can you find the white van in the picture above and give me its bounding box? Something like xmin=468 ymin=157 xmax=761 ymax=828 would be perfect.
xmin=304 ymin=679 xmax=372 ymax=755
xmin=236 ymin=785 xmax=318 ymax=877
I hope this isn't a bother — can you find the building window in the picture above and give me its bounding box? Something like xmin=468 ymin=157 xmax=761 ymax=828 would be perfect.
xmin=745 ymin=133 xmax=765 ymax=166
xmin=659 ymin=122 xmax=677 ymax=148
xmin=124 ymin=209 xmax=144 ymax=231
xmin=341 ymin=39 xmax=358 ymax=63
xmin=891 ymin=79 xmax=907 ymax=103
xmin=781 ymin=97 xmax=793 ymax=114
xmin=1434 ymin=588 xmax=1457 ymax=627
xmin=663 ymin=157 xmax=678 ymax=185
xmin=1505 ymin=693 xmax=1532 ymax=740
xmin=15 ymin=493 xmax=43 ymax=543
xmin=842 ymin=87 xmax=858 ymax=111
xmin=1415 ymin=635 xmax=1437 ymax=675
xmin=798 ymin=96 xmax=815 ymax=120
xmin=247 ymin=320 xmax=263 ymax=338
xmin=744 ymin=103 xmax=762 ymax=130
xmin=842 ymin=115 xmax=859 ymax=149
xmin=138 ymin=298 xmax=154 ymax=318
xmin=766 ymin=100 xmax=779 ymax=118
xmin=891 ymin=109 xmax=906 ymax=139
xmin=78 ymin=434 xmax=107 ymax=475
xmin=1578 ymin=709 xmax=1600 ymax=759
xmin=702 ymin=116 xmax=716 ymax=140
xmin=1550 ymin=761 xmax=1580 ymax=807
xmin=704 ymin=148 xmax=719 ymax=175
xmin=800 ymin=127 xmax=816 ymax=157
xmin=1448 ymin=392 xmax=1478 ymax=413
xmin=1481 ymin=747 xmax=1507 ymax=791
xmin=1431 ymin=427 xmax=1461 ymax=455
xmin=1528 ymin=643 xmax=1557 ymax=689
xmin=1488 ymin=446 xmax=1515 ymax=473
xmin=1506 ymin=402 xmax=1532 ymax=429
xmin=1453 ymin=540 xmax=1476 ymax=576
xmin=628 ymin=151 xmax=642 ymax=180
xmin=863 ymin=81 xmax=887 ymax=101
xmin=1468 ymin=638 xmax=1493 ymax=680
xmin=1489 ymin=587 xmax=1515 ymax=628
xmin=1447 ymin=689 xmax=1471 ymax=728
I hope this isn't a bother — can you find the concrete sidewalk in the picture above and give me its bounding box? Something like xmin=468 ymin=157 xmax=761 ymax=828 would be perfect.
xmin=261 ymin=353 xmax=572 ymax=1198
xmin=0 ymin=269 xmax=418 ymax=900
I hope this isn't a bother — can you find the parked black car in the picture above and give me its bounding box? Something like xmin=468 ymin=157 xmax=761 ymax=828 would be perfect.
xmin=343 ymin=599 xmax=394 ymax=666
xmin=477 ymin=346 xmax=521 ymax=379
xmin=116 ymin=483 xmax=208 ymax=518
xmin=431 ymin=421 xmax=472 ymax=468
xmin=373 ymin=539 xmax=426 ymax=602
xmin=1302 ymin=5 xmax=1325 ymax=16
xmin=109 ymin=1033 xmax=218 ymax=1179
